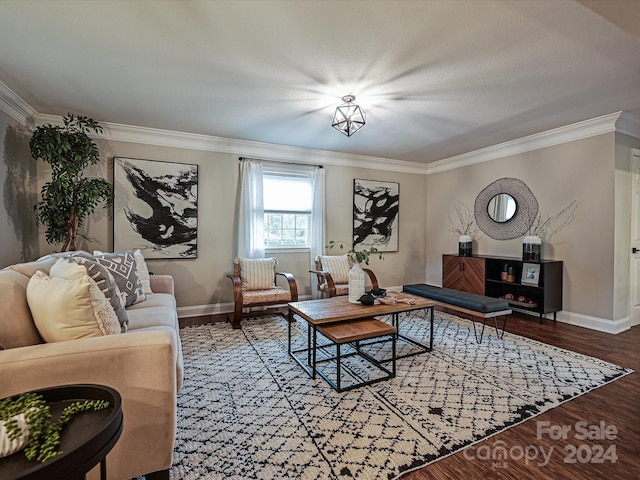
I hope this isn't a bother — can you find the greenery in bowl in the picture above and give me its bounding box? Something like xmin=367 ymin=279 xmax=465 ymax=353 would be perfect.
xmin=0 ymin=392 xmax=110 ymax=463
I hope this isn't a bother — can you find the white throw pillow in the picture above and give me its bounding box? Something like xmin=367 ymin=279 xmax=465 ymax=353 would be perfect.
xmin=133 ymin=249 xmax=152 ymax=295
xmin=236 ymin=257 xmax=277 ymax=291
xmin=319 ymin=255 xmax=351 ymax=284
xmin=26 ymin=271 xmax=121 ymax=343
xmin=51 ymin=257 xmax=129 ymax=332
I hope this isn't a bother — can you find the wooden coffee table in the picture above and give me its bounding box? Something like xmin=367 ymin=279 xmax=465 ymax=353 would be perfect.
xmin=287 ymin=293 xmax=435 ymax=380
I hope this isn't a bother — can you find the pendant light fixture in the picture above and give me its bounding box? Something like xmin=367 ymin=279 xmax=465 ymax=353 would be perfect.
xmin=332 ymin=95 xmax=366 ymax=137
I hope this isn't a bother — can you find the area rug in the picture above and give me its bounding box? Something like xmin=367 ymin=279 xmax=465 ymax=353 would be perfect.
xmin=169 ymin=312 xmax=631 ymax=480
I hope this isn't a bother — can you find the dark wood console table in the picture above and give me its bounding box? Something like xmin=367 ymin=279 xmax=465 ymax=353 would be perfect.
xmin=0 ymin=384 xmax=122 ymax=480
xmin=443 ymin=254 xmax=563 ymax=320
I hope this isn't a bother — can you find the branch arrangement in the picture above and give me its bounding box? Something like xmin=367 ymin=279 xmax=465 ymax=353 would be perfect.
xmin=448 ymin=202 xmax=481 ymax=237
xmin=326 ymin=239 xmax=384 ymax=265
xmin=527 ymin=200 xmax=580 ymax=240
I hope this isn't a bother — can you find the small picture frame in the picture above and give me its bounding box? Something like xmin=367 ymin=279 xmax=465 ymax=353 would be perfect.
xmin=521 ymin=262 xmax=540 ymax=286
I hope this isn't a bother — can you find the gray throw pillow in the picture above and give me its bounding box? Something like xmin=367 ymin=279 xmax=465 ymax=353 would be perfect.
xmin=66 ymin=253 xmax=129 ymax=332
xmin=92 ymin=251 xmax=146 ymax=307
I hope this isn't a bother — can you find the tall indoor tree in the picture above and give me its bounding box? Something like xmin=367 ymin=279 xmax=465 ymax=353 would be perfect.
xmin=29 ymin=114 xmax=112 ymax=251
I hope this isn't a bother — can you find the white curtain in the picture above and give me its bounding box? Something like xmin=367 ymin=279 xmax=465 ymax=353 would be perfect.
xmin=310 ymin=166 xmax=325 ymax=298
xmin=237 ymin=159 xmax=265 ymax=258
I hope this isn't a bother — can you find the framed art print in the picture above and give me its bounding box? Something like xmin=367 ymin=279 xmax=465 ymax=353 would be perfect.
xmin=521 ymin=262 xmax=540 ymax=286
xmin=353 ymin=179 xmax=399 ymax=252
xmin=113 ymin=157 xmax=198 ymax=259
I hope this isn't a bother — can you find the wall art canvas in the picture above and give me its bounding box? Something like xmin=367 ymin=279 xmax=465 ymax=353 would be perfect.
xmin=114 ymin=157 xmax=198 ymax=258
xmin=353 ymin=179 xmax=399 ymax=252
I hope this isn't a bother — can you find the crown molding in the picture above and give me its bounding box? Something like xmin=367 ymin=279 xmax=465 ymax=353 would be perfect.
xmin=0 ymin=80 xmax=37 ymax=126
xmin=29 ymin=108 xmax=640 ymax=177
xmin=36 ymin=114 xmax=429 ymax=175
xmin=616 ymin=111 xmax=640 ymax=138
xmin=426 ymin=112 xmax=640 ymax=175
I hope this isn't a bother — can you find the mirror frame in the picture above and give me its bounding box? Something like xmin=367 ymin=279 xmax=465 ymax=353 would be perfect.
xmin=474 ymin=178 xmax=538 ymax=240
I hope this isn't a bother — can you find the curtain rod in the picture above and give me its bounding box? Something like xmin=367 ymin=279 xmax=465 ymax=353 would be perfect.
xmin=238 ymin=157 xmax=323 ymax=168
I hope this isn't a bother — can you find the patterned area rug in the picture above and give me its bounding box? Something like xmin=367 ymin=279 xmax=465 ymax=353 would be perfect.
xmin=169 ymin=312 xmax=631 ymax=479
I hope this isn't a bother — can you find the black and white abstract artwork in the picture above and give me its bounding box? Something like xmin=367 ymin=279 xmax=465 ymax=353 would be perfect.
xmin=353 ymin=179 xmax=399 ymax=252
xmin=114 ymin=157 xmax=198 ymax=259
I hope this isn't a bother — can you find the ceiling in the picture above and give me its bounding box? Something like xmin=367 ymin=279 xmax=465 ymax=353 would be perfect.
xmin=1 ymin=0 xmax=639 ymax=165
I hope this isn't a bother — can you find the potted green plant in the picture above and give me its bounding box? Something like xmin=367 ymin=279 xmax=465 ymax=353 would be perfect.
xmin=29 ymin=113 xmax=113 ymax=251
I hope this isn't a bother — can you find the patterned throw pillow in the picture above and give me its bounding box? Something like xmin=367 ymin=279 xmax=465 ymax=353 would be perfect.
xmin=95 ymin=249 xmax=152 ymax=295
xmin=92 ymin=251 xmax=145 ymax=307
xmin=51 ymin=256 xmax=129 ymax=332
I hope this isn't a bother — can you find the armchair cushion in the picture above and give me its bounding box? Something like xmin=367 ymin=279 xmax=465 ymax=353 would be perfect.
xmin=235 ymin=257 xmax=277 ymax=290
xmin=26 ymin=271 xmax=122 ymax=343
xmin=318 ymin=255 xmax=350 ymax=284
xmin=242 ymin=287 xmax=291 ymax=306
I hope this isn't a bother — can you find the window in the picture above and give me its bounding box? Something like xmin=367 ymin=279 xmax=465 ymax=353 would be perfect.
xmin=263 ymin=172 xmax=313 ymax=247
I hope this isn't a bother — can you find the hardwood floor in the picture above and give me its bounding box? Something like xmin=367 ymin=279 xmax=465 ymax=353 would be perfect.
xmin=405 ymin=312 xmax=640 ymax=480
xmin=179 ymin=311 xmax=639 ymax=480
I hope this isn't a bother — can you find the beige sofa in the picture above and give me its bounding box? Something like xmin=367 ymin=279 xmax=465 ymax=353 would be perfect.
xmin=0 ymin=255 xmax=183 ymax=480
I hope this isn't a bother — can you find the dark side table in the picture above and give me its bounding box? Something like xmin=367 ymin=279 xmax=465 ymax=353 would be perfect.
xmin=0 ymin=384 xmax=123 ymax=480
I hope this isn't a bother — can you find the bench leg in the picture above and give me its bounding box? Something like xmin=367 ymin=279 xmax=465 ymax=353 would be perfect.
xmin=472 ymin=316 xmax=486 ymax=343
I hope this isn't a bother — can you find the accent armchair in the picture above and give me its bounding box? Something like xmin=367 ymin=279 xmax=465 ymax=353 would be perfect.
xmin=310 ymin=254 xmax=378 ymax=298
xmin=227 ymin=257 xmax=298 ymax=329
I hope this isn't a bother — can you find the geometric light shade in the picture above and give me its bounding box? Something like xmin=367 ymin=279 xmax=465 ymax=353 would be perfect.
xmin=332 ymin=95 xmax=366 ymax=137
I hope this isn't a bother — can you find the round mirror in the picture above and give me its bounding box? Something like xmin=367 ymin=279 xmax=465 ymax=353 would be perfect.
xmin=487 ymin=193 xmax=517 ymax=223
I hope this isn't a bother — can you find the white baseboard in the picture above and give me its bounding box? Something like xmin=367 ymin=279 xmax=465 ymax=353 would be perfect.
xmin=177 ymin=294 xmax=631 ymax=335
xmin=511 ymin=308 xmax=631 ymax=334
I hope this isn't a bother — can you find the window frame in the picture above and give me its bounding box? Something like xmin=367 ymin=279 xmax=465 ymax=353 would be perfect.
xmin=262 ymin=168 xmax=314 ymax=253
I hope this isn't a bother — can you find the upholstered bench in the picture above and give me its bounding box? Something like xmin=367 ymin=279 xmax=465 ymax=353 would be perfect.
xmin=402 ymin=284 xmax=511 ymax=343
xmin=315 ymin=318 xmax=397 ymax=392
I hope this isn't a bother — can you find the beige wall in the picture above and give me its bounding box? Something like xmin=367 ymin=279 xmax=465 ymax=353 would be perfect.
xmin=30 ymin=138 xmax=427 ymax=314
xmin=4 ymin=108 xmax=639 ymax=332
xmin=0 ymin=110 xmax=38 ymax=266
xmin=427 ymin=134 xmax=618 ymax=327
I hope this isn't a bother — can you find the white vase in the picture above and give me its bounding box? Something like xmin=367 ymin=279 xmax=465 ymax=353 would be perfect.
xmin=0 ymin=412 xmax=30 ymax=458
xmin=522 ymin=235 xmax=542 ymax=261
xmin=348 ymin=263 xmax=366 ymax=303
xmin=458 ymin=235 xmax=473 ymax=257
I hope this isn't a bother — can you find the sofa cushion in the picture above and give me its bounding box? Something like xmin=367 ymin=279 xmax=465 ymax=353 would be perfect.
xmin=127 ymin=297 xmax=178 ymax=330
xmin=318 ymin=255 xmax=350 ymax=284
xmin=92 ymin=251 xmax=145 ymax=307
xmin=236 ymin=257 xmax=277 ymax=291
xmin=7 ymin=256 xmax=58 ymax=277
xmin=26 ymin=271 xmax=122 ymax=342
xmin=0 ymin=269 xmax=43 ymax=348
xmin=51 ymin=257 xmax=129 ymax=332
